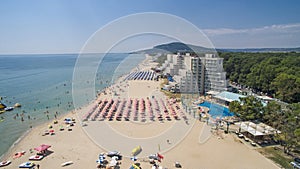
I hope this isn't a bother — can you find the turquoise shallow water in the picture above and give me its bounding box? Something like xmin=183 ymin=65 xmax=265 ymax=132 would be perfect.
xmin=0 ymin=53 xmax=144 ymax=158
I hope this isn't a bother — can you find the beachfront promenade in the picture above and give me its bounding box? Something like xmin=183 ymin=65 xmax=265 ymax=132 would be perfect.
xmin=1 ymin=55 xmax=280 ymax=169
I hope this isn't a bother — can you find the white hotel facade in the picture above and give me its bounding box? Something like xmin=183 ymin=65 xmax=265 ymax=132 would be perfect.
xmin=160 ymin=53 xmax=227 ymax=94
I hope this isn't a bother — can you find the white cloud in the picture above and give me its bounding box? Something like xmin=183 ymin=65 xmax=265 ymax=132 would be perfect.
xmin=203 ymin=28 xmax=249 ymax=35
xmin=202 ymin=23 xmax=300 ymax=48
xmin=203 ymin=23 xmax=300 ymax=36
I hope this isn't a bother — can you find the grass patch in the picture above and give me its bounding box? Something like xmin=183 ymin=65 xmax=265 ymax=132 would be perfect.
xmin=258 ymin=147 xmax=293 ymax=168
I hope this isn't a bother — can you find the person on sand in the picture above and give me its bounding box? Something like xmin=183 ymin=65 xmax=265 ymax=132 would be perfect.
xmin=37 ymin=164 xmax=40 ymax=169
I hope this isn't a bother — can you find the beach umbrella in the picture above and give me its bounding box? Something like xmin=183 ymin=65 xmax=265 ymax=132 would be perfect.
xmin=34 ymin=144 xmax=51 ymax=152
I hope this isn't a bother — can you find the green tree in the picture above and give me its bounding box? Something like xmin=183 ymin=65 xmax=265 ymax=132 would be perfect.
xmin=263 ymin=101 xmax=283 ymax=125
xmin=262 ymin=101 xmax=284 ymax=142
xmin=219 ymin=52 xmax=300 ymax=103
xmin=271 ymin=73 xmax=300 ymax=103
xmin=229 ymin=96 xmax=263 ymax=121
xmin=229 ymin=100 xmax=242 ymax=117
xmin=280 ymin=103 xmax=300 ymax=153
xmin=240 ymin=96 xmax=263 ymax=121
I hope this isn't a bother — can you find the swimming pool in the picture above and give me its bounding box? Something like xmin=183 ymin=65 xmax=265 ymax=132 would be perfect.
xmin=199 ymin=101 xmax=234 ymax=118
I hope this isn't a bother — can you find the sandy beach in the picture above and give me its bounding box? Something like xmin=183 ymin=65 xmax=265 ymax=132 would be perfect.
xmin=0 ymin=55 xmax=280 ymax=169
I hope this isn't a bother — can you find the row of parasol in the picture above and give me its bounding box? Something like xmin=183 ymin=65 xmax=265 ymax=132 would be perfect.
xmin=82 ymin=98 xmax=188 ymax=122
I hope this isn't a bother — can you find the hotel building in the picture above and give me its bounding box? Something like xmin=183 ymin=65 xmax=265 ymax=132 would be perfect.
xmin=160 ymin=53 xmax=227 ymax=94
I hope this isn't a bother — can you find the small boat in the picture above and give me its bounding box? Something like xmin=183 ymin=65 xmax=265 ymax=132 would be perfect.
xmin=61 ymin=161 xmax=73 ymax=167
xmin=130 ymin=163 xmax=141 ymax=169
xmin=29 ymin=155 xmax=44 ymax=161
xmin=4 ymin=107 xmax=13 ymax=111
xmin=148 ymin=154 xmax=159 ymax=160
xmin=19 ymin=162 xmax=35 ymax=168
xmin=13 ymin=151 xmax=25 ymax=159
xmin=107 ymin=151 xmax=120 ymax=157
xmin=132 ymin=146 xmax=142 ymax=156
xmin=0 ymin=160 xmax=11 ymax=167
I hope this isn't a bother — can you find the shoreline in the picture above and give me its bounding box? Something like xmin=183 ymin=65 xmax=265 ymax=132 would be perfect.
xmin=0 ymin=128 xmax=32 ymax=161
xmin=0 ymin=54 xmax=281 ymax=169
xmin=0 ymin=106 xmax=80 ymax=161
xmin=0 ymin=53 xmax=148 ymax=161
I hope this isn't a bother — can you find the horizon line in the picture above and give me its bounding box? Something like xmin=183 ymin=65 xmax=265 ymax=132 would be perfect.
xmin=0 ymin=46 xmax=300 ymax=55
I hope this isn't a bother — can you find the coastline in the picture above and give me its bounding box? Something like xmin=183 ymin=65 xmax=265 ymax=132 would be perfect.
xmin=0 ymin=53 xmax=148 ymax=160
xmin=0 ymin=54 xmax=281 ymax=169
xmin=0 ymin=53 xmax=143 ymax=161
xmin=0 ymin=128 xmax=31 ymax=160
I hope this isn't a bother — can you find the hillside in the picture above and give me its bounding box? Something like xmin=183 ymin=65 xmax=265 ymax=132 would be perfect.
xmin=133 ymin=42 xmax=300 ymax=54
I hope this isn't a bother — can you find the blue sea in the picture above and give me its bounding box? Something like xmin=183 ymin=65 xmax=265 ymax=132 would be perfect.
xmin=0 ymin=53 xmax=145 ymax=158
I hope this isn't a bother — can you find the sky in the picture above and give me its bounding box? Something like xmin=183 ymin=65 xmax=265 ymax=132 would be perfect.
xmin=0 ymin=0 xmax=300 ymax=54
